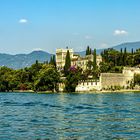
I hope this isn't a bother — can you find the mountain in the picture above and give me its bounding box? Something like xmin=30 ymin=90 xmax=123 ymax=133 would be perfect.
xmin=1 ymin=41 xmax=140 ymax=69
xmin=75 ymin=41 xmax=140 ymax=56
xmin=112 ymin=41 xmax=140 ymax=52
xmin=0 ymin=51 xmax=52 ymax=69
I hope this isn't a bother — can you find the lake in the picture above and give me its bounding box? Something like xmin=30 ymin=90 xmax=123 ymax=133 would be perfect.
xmin=0 ymin=92 xmax=140 ymax=140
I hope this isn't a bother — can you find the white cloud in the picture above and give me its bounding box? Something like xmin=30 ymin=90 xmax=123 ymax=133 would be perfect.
xmin=114 ymin=29 xmax=128 ymax=36
xmin=85 ymin=35 xmax=92 ymax=40
xmin=19 ymin=18 xmax=28 ymax=24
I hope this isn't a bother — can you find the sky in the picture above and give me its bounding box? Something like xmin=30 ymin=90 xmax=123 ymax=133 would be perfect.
xmin=0 ymin=0 xmax=140 ymax=54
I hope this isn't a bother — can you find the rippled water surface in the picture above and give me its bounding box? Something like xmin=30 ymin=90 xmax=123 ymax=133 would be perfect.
xmin=0 ymin=92 xmax=140 ymax=140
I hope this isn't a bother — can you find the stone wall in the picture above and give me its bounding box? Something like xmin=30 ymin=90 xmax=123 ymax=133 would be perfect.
xmin=100 ymin=73 xmax=126 ymax=89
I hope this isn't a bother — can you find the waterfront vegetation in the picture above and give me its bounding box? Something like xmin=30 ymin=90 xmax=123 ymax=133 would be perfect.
xmin=1 ymin=47 xmax=140 ymax=92
xmin=0 ymin=60 xmax=60 ymax=92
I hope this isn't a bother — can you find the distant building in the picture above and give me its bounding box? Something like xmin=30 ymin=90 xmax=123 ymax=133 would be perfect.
xmin=56 ymin=48 xmax=74 ymax=70
xmin=71 ymin=54 xmax=102 ymax=71
xmin=56 ymin=48 xmax=102 ymax=71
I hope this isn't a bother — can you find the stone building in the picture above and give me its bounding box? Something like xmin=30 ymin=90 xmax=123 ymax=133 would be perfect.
xmin=56 ymin=48 xmax=74 ymax=70
xmin=71 ymin=54 xmax=102 ymax=71
xmin=56 ymin=48 xmax=102 ymax=71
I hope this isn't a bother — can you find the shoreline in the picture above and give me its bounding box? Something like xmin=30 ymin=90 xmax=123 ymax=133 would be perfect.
xmin=1 ymin=89 xmax=140 ymax=94
xmin=14 ymin=89 xmax=140 ymax=94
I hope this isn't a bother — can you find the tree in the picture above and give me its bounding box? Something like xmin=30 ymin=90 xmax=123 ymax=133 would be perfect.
xmin=131 ymin=48 xmax=134 ymax=55
xmin=123 ymin=47 xmax=127 ymax=66
xmin=34 ymin=64 xmax=60 ymax=92
xmin=64 ymin=50 xmax=71 ymax=75
xmin=0 ymin=66 xmax=17 ymax=92
xmin=119 ymin=48 xmax=123 ymax=66
xmin=93 ymin=49 xmax=97 ymax=70
xmin=99 ymin=62 xmax=110 ymax=73
xmin=64 ymin=66 xmax=82 ymax=92
xmin=86 ymin=46 xmax=92 ymax=55
xmin=49 ymin=55 xmax=56 ymax=67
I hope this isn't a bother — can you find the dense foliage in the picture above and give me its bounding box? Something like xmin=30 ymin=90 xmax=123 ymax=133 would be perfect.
xmin=0 ymin=62 xmax=60 ymax=92
xmin=64 ymin=66 xmax=82 ymax=92
xmin=100 ymin=48 xmax=140 ymax=73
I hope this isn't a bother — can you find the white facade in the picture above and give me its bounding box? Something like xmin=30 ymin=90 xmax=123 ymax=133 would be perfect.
xmin=76 ymin=81 xmax=101 ymax=92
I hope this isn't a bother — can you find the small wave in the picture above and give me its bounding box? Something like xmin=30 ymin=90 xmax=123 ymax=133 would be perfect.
xmin=2 ymin=101 xmax=20 ymax=106
xmin=74 ymin=105 xmax=94 ymax=110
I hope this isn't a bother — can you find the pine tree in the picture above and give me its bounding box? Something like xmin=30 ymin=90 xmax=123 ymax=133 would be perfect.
xmin=64 ymin=50 xmax=71 ymax=75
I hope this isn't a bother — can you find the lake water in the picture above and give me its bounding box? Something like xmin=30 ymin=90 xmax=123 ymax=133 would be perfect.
xmin=0 ymin=92 xmax=140 ymax=140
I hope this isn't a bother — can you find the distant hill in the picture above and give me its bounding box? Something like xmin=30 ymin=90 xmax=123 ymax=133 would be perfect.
xmin=1 ymin=41 xmax=140 ymax=69
xmin=112 ymin=41 xmax=140 ymax=52
xmin=76 ymin=41 xmax=140 ymax=56
xmin=0 ymin=51 xmax=52 ymax=69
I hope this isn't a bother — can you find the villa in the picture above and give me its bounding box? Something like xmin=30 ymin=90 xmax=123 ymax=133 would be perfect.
xmin=56 ymin=48 xmax=102 ymax=71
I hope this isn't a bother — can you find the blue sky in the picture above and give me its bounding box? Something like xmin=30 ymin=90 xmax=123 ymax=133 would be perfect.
xmin=0 ymin=0 xmax=140 ymax=54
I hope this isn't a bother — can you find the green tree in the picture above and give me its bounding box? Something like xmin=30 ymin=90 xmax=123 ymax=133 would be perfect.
xmin=64 ymin=66 xmax=82 ymax=92
xmin=64 ymin=50 xmax=71 ymax=75
xmin=86 ymin=46 xmax=92 ymax=55
xmin=123 ymin=47 xmax=127 ymax=66
xmin=34 ymin=64 xmax=60 ymax=92
xmin=49 ymin=55 xmax=56 ymax=67
xmin=93 ymin=49 xmax=97 ymax=70
xmin=0 ymin=67 xmax=16 ymax=92
xmin=99 ymin=62 xmax=110 ymax=73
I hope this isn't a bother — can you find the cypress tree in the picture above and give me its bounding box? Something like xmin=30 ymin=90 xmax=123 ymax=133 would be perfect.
xmin=52 ymin=55 xmax=56 ymax=67
xmin=131 ymin=48 xmax=134 ymax=55
xmin=49 ymin=55 xmax=56 ymax=67
xmin=64 ymin=50 xmax=71 ymax=75
xmin=119 ymin=48 xmax=123 ymax=66
xmin=49 ymin=56 xmax=53 ymax=65
xmin=86 ymin=46 xmax=90 ymax=55
xmin=89 ymin=48 xmax=92 ymax=55
xmin=93 ymin=49 xmax=97 ymax=70
xmin=35 ymin=60 xmax=39 ymax=65
xmin=123 ymin=47 xmax=127 ymax=66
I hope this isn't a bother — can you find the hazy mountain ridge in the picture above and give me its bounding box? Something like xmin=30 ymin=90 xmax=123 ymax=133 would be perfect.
xmin=0 ymin=51 xmax=52 ymax=69
xmin=0 ymin=41 xmax=140 ymax=69
xmin=76 ymin=41 xmax=140 ymax=56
